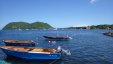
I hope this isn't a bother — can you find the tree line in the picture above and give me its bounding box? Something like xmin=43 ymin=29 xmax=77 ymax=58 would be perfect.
xmin=66 ymin=24 xmax=113 ymax=29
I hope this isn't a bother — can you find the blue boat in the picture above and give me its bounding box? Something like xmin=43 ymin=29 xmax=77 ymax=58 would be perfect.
xmin=0 ymin=46 xmax=61 ymax=60
xmin=43 ymin=36 xmax=72 ymax=41
xmin=3 ymin=40 xmax=35 ymax=47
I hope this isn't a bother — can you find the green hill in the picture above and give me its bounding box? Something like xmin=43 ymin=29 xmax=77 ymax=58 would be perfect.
xmin=2 ymin=21 xmax=53 ymax=30
xmin=31 ymin=22 xmax=52 ymax=29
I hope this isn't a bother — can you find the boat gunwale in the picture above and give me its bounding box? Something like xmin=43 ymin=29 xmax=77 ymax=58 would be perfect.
xmin=43 ymin=36 xmax=71 ymax=39
xmin=3 ymin=40 xmax=34 ymax=44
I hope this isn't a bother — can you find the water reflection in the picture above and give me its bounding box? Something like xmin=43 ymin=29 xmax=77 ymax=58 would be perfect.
xmin=4 ymin=56 xmax=62 ymax=64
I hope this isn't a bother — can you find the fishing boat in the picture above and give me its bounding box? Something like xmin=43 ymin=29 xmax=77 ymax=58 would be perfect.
xmin=43 ymin=36 xmax=72 ymax=41
xmin=3 ymin=40 xmax=35 ymax=47
xmin=0 ymin=46 xmax=61 ymax=60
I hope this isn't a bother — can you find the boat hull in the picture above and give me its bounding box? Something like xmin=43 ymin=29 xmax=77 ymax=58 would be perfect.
xmin=103 ymin=32 xmax=113 ymax=37
xmin=45 ymin=38 xmax=69 ymax=41
xmin=4 ymin=42 xmax=35 ymax=47
xmin=43 ymin=36 xmax=71 ymax=41
xmin=1 ymin=48 xmax=61 ymax=60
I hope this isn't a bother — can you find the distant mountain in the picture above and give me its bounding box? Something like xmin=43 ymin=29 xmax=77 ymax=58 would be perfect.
xmin=2 ymin=21 xmax=53 ymax=30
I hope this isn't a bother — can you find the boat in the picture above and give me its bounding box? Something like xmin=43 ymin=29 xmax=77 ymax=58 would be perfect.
xmin=3 ymin=40 xmax=35 ymax=47
xmin=103 ymin=32 xmax=113 ymax=37
xmin=43 ymin=36 xmax=72 ymax=41
xmin=0 ymin=46 xmax=61 ymax=60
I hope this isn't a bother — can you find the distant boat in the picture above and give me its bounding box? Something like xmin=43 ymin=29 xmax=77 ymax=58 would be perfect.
xmin=103 ymin=32 xmax=113 ymax=37
xmin=0 ymin=46 xmax=61 ymax=60
xmin=3 ymin=40 xmax=35 ymax=47
xmin=43 ymin=36 xmax=72 ymax=41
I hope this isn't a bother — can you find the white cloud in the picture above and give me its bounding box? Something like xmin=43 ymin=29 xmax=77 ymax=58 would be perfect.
xmin=90 ymin=0 xmax=97 ymax=4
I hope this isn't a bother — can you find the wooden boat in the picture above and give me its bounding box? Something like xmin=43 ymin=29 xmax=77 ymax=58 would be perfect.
xmin=0 ymin=46 xmax=61 ymax=60
xmin=3 ymin=40 xmax=35 ymax=46
xmin=43 ymin=36 xmax=72 ymax=41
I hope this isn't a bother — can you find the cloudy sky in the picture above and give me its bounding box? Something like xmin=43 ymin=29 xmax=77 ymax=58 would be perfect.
xmin=0 ymin=0 xmax=113 ymax=28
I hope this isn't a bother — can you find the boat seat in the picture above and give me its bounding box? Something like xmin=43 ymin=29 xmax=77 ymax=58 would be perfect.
xmin=30 ymin=48 xmax=44 ymax=52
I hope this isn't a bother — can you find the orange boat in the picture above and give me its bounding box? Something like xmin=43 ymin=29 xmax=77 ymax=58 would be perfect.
xmin=3 ymin=40 xmax=35 ymax=46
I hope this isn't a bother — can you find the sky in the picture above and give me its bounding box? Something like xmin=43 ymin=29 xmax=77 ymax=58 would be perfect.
xmin=0 ymin=0 xmax=113 ymax=28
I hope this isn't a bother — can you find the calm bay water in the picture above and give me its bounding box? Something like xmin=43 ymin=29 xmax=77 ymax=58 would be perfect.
xmin=0 ymin=29 xmax=113 ymax=64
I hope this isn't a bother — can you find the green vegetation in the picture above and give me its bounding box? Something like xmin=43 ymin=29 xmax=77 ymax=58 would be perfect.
xmin=90 ymin=24 xmax=113 ymax=29
xmin=2 ymin=21 xmax=53 ymax=30
xmin=2 ymin=21 xmax=113 ymax=30
xmin=31 ymin=22 xmax=52 ymax=29
xmin=65 ymin=24 xmax=113 ymax=29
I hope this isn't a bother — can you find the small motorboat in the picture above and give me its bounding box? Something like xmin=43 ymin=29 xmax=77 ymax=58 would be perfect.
xmin=0 ymin=46 xmax=61 ymax=60
xmin=43 ymin=36 xmax=72 ymax=41
xmin=3 ymin=40 xmax=35 ymax=47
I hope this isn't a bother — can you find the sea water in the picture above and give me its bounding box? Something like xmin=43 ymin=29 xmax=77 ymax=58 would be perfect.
xmin=0 ymin=29 xmax=113 ymax=64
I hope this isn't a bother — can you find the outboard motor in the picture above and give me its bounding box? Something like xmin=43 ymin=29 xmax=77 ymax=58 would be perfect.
xmin=57 ymin=46 xmax=71 ymax=55
xmin=57 ymin=46 xmax=62 ymax=52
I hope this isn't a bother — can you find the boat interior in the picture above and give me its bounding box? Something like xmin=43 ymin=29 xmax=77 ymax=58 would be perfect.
xmin=0 ymin=46 xmax=57 ymax=53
